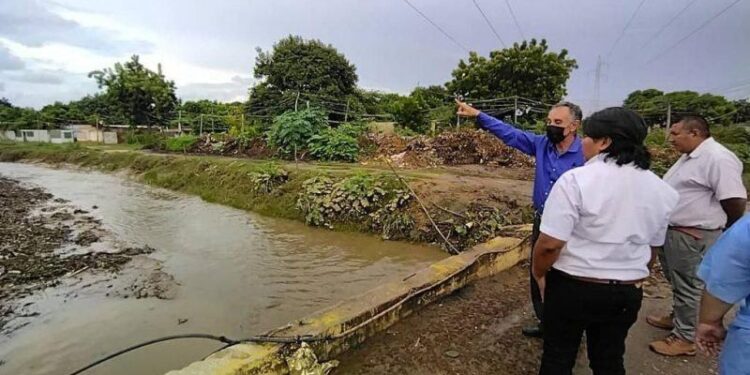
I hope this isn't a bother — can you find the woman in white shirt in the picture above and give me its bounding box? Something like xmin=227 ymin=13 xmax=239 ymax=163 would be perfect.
xmin=532 ymin=107 xmax=679 ymax=375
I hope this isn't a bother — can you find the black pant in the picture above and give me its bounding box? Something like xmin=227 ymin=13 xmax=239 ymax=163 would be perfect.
xmin=530 ymin=211 xmax=543 ymax=322
xmin=540 ymin=269 xmax=642 ymax=375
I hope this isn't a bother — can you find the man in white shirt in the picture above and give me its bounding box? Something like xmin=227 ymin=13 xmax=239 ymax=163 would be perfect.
xmin=648 ymin=115 xmax=747 ymax=356
xmin=533 ymin=107 xmax=678 ymax=374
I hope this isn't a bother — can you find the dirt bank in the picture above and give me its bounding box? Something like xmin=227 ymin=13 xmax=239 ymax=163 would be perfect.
xmin=334 ymin=263 xmax=718 ymax=375
xmin=0 ymin=143 xmax=535 ymax=252
xmin=0 ymin=176 xmax=167 ymax=334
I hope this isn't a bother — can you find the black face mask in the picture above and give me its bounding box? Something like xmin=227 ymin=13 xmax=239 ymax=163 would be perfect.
xmin=546 ymin=126 xmax=566 ymax=144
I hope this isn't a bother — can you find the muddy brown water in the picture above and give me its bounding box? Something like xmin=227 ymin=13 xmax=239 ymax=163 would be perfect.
xmin=0 ymin=162 xmax=445 ymax=375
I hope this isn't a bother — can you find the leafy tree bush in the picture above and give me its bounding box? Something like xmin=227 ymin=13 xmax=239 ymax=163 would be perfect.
xmin=165 ymin=135 xmax=198 ymax=152
xmin=89 ymin=55 xmax=177 ymax=126
xmin=125 ymin=131 xmax=166 ymax=150
xmin=446 ymin=39 xmax=577 ymax=124
xmin=308 ymin=128 xmax=359 ymax=162
xmin=267 ymin=108 xmax=327 ymax=157
xmin=248 ymin=36 xmax=358 ymax=118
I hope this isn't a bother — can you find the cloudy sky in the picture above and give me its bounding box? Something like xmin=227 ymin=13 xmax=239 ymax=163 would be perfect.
xmin=1 ymin=0 xmax=748 ymax=112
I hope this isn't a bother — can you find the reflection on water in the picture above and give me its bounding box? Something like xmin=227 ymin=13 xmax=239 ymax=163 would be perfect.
xmin=0 ymin=162 xmax=445 ymax=375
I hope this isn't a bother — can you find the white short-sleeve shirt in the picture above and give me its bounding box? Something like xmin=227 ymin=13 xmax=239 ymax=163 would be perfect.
xmin=540 ymin=154 xmax=679 ymax=281
xmin=663 ymin=137 xmax=746 ymax=229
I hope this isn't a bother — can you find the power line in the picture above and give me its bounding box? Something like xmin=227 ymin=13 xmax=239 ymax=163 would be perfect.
xmin=607 ymin=0 xmax=647 ymax=58
xmin=641 ymin=0 xmax=699 ymax=50
xmin=471 ymin=0 xmax=506 ymax=48
xmin=400 ymin=0 xmax=470 ymax=53
xmin=503 ymin=0 xmax=525 ymax=40
xmin=646 ymin=0 xmax=743 ymax=64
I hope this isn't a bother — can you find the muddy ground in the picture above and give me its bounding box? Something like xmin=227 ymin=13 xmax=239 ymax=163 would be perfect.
xmin=0 ymin=176 xmax=174 ymax=334
xmin=335 ymin=263 xmax=718 ymax=375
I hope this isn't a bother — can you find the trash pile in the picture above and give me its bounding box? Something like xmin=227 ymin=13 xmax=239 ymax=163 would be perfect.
xmin=365 ymin=130 xmax=534 ymax=168
xmin=188 ymin=134 xmax=274 ymax=159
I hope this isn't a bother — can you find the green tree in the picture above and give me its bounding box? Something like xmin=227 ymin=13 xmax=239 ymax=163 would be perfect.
xmin=623 ymin=89 xmax=737 ymax=126
xmin=446 ymin=39 xmax=577 ymax=123
xmin=387 ymin=96 xmax=428 ymax=133
xmin=248 ymin=36 xmax=358 ymax=119
xmin=734 ymin=99 xmax=750 ymax=124
xmin=0 ymin=97 xmax=11 ymax=108
xmin=623 ymin=89 xmax=667 ymax=126
xmin=88 ymin=55 xmax=178 ymax=127
xmin=267 ymin=108 xmax=328 ymax=157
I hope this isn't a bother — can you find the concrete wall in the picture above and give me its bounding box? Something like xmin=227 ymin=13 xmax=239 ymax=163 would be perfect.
xmin=50 ymin=129 xmax=74 ymax=144
xmin=103 ymin=132 xmax=118 ymax=144
xmin=169 ymin=230 xmax=531 ymax=375
xmin=1 ymin=130 xmax=17 ymax=141
xmin=69 ymin=125 xmax=100 ymax=142
xmin=20 ymin=129 xmax=51 ymax=143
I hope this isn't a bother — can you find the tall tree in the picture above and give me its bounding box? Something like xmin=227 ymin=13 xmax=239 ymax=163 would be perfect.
xmin=248 ymin=36 xmax=358 ymax=118
xmin=734 ymin=99 xmax=750 ymax=124
xmin=623 ymin=89 xmax=737 ymax=126
xmin=446 ymin=39 xmax=577 ymax=122
xmin=88 ymin=55 xmax=178 ymax=126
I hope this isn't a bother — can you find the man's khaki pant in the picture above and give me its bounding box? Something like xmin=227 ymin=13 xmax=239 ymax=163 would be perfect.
xmin=660 ymin=228 xmax=721 ymax=341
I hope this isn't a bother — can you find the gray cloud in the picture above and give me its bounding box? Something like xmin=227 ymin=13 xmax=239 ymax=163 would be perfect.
xmin=0 ymin=45 xmax=25 ymax=71
xmin=11 ymin=70 xmax=65 ymax=84
xmin=4 ymin=0 xmax=750 ymax=108
xmin=178 ymin=75 xmax=253 ymax=103
xmin=0 ymin=82 xmax=5 ymax=92
xmin=0 ymin=0 xmax=153 ymax=55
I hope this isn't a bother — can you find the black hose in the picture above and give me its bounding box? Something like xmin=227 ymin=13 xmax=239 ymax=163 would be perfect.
xmin=67 ymin=334 xmax=236 ymax=375
xmin=66 ymin=333 xmax=334 ymax=375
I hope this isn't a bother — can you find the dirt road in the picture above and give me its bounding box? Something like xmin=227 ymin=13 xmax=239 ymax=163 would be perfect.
xmin=334 ymin=264 xmax=718 ymax=375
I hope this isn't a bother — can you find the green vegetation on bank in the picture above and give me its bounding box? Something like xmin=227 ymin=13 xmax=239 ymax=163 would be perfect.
xmin=0 ymin=142 xmax=532 ymax=251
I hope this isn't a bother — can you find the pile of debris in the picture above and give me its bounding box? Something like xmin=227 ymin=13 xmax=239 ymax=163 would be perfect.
xmin=188 ymin=134 xmax=274 ymax=159
xmin=365 ymin=130 xmax=534 ymax=168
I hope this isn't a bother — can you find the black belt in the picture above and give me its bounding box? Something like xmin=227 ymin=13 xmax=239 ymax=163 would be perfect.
xmin=551 ymin=268 xmax=643 ymax=286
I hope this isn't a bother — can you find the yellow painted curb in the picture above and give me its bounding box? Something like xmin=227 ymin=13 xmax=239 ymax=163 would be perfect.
xmin=168 ymin=229 xmax=531 ymax=375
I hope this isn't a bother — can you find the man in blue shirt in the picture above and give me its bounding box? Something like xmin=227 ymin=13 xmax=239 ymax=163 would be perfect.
xmin=456 ymin=99 xmax=585 ymax=337
xmin=696 ymin=214 xmax=750 ymax=374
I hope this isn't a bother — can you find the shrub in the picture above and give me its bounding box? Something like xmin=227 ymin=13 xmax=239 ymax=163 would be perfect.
xmin=165 ymin=135 xmax=198 ymax=152
xmin=267 ymin=109 xmax=327 ymax=157
xmin=125 ymin=131 xmax=165 ymax=150
xmin=308 ymin=128 xmax=359 ymax=162
xmin=296 ymin=173 xmax=414 ymax=239
xmin=713 ymin=125 xmax=750 ymax=145
xmin=249 ymin=162 xmax=289 ymax=194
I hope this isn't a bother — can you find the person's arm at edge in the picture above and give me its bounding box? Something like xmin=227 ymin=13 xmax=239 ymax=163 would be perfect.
xmin=532 ymin=233 xmax=566 ymax=301
xmin=720 ymin=198 xmax=746 ymax=229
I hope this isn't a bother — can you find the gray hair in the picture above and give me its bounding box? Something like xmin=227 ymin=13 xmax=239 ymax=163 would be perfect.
xmin=552 ymin=101 xmax=583 ymax=122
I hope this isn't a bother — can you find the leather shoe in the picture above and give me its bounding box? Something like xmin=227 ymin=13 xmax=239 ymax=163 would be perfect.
xmin=521 ymin=324 xmax=543 ymax=338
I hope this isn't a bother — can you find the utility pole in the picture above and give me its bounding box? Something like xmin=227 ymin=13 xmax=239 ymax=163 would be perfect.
xmin=593 ymin=55 xmax=603 ymax=112
xmin=177 ymin=110 xmax=182 ymax=134
xmin=344 ymin=98 xmax=350 ymax=123
xmin=664 ymin=102 xmax=672 ymax=143
xmin=513 ymin=96 xmax=518 ymax=124
xmin=295 ymin=91 xmax=301 ymax=112
xmin=199 ymin=114 xmax=203 ymax=135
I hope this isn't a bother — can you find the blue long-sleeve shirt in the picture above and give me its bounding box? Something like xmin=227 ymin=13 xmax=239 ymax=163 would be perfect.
xmin=477 ymin=112 xmax=584 ymax=212
xmin=698 ymin=214 xmax=750 ymax=330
